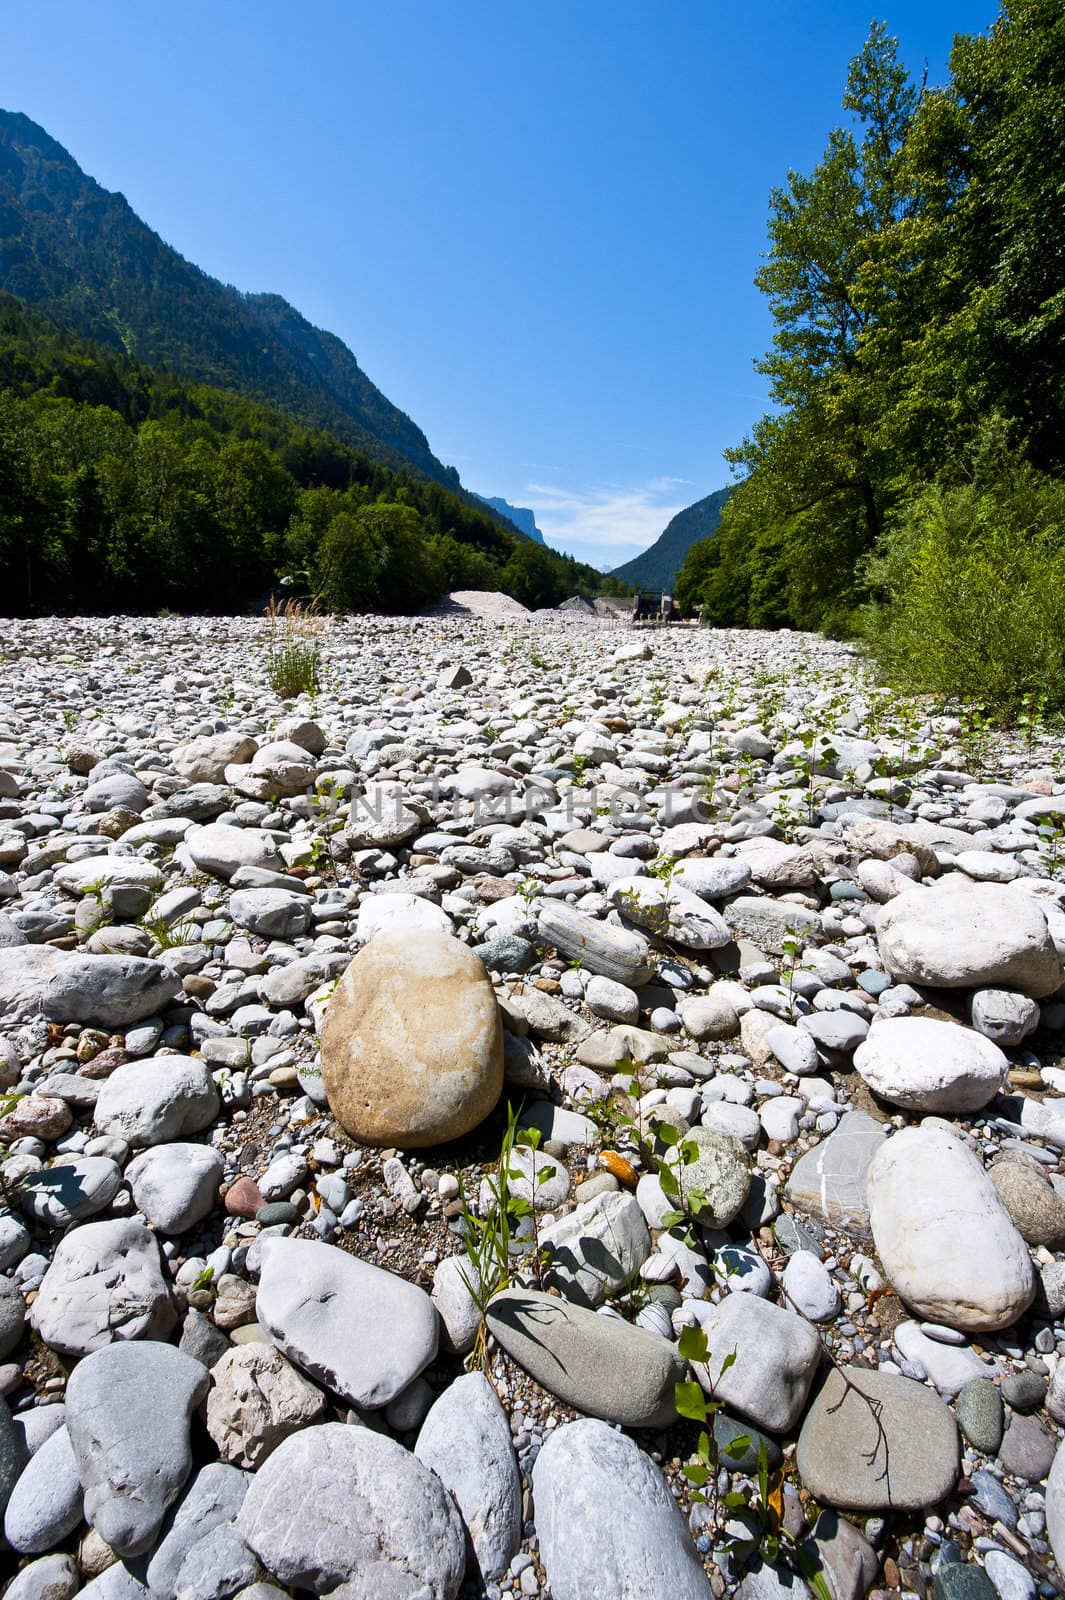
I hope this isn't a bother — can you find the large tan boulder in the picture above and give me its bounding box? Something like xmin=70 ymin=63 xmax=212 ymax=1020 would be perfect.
xmin=321 ymin=930 xmax=503 ymax=1147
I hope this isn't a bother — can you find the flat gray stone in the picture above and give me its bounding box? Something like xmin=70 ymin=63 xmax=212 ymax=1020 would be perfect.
xmin=998 ymin=1413 xmax=1056 ymax=1482
xmin=237 ymin=1422 xmax=465 ymax=1599
xmin=785 ymin=1110 xmax=887 ymax=1239
xmin=19 ymin=1156 xmax=123 ymax=1228
xmin=532 ymin=1417 xmax=712 ymax=1600
xmin=694 ymin=1292 xmax=822 ymax=1433
xmin=255 ymin=1237 xmax=438 ymax=1408
xmin=229 ymin=888 xmax=311 ymax=940
xmin=31 ymin=1217 xmax=175 ymax=1358
xmin=539 ymin=1190 xmax=651 ymax=1307
xmin=486 ymin=1288 xmax=683 ymax=1428
xmin=66 ymin=1340 xmax=209 ymax=1558
xmin=94 ymin=1056 xmax=220 ymax=1147
xmin=146 ymin=1463 xmax=261 ymax=1600
xmin=3 ymin=1424 xmax=83 ymax=1554
xmin=797 ymin=1364 xmax=959 ymax=1511
xmin=0 ymin=946 xmax=180 ymax=1026
xmin=1047 ymin=1440 xmax=1065 ymax=1572
xmin=415 ymin=1371 xmax=521 ymax=1582
xmin=126 ymin=1143 xmax=224 ymax=1233
xmin=955 ymin=1379 xmax=1004 ymax=1453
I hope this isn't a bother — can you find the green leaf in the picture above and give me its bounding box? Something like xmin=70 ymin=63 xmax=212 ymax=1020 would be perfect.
xmin=656 ymin=1122 xmax=680 ymax=1148
xmin=720 ymin=1348 xmax=738 ymax=1375
xmin=684 ymin=1462 xmax=709 ymax=1487
xmin=677 ymin=1324 xmax=709 ymax=1363
xmin=660 ymin=1208 xmax=685 ymax=1228
xmin=724 ymin=1435 xmax=753 ymax=1459
xmin=723 ymin=1491 xmax=748 ymax=1510
xmin=674 ymin=1380 xmax=709 ymax=1423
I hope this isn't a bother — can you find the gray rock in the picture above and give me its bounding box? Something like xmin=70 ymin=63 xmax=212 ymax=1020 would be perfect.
xmin=12 ymin=1403 xmax=65 ymax=1458
xmin=662 ymin=1126 xmax=750 ymax=1225
xmin=94 ymin=1056 xmax=220 ymax=1147
xmin=867 ymin=1126 xmax=1035 ymax=1332
xmin=853 ymin=1018 xmax=1008 ymax=1113
xmin=415 ymin=1372 xmax=521 ymax=1582
xmin=997 ymin=1412 xmax=1056 ymax=1481
xmin=799 ymin=1011 xmax=869 ymax=1055
xmin=486 ymin=1288 xmax=683 ymax=1428
xmin=185 ymin=825 xmax=282 ymax=881
xmin=431 ymin=1252 xmax=481 ymax=1354
xmin=694 ymin=1292 xmax=822 ymax=1432
xmin=0 ymin=947 xmax=180 ymax=1026
xmin=797 ymin=1364 xmax=959 ymax=1511
xmin=3 ymin=1554 xmax=80 ymax=1600
xmin=3 ymin=1423 xmax=83 ymax=1554
xmin=0 ymin=1272 xmax=25 ymax=1357
xmin=803 ymin=1510 xmax=879 ymax=1600
xmin=229 ymin=889 xmax=311 ymax=940
xmin=955 ymin=1379 xmax=1004 ymax=1453
xmin=237 ymin=1422 xmax=465 ymax=1599
xmin=31 ymin=1217 xmax=175 ymax=1357
xmin=66 ymin=1340 xmax=209 ymax=1557
xmin=970 ymin=1468 xmax=1018 ymax=1529
xmin=983 ymin=1551 xmax=1035 ymax=1600
xmin=970 ymin=988 xmax=1040 ymax=1047
xmin=532 ymin=1417 xmax=713 ymax=1600
xmin=255 ymin=1237 xmax=438 ymax=1408
xmin=179 ymin=1307 xmax=232 ymax=1369
xmin=785 ymin=1111 xmax=887 ymax=1239
xmin=539 ymin=1190 xmax=651 ymax=1307
xmin=537 ymin=901 xmax=653 ymax=986
xmin=126 ymin=1143 xmax=224 ymax=1233
xmin=781 ymin=1251 xmax=840 ymax=1323
xmin=724 ymin=897 xmax=820 ymax=954
xmin=147 ymin=1463 xmax=261 ymax=1600
xmin=79 ymin=1571 xmax=148 ymax=1600
xmin=259 ymin=952 xmax=347 ymax=1009
xmin=877 ymin=877 xmax=1061 ymax=998
xmin=19 ymin=1156 xmax=123 ymax=1228
xmin=1001 ymin=1370 xmax=1047 ymax=1413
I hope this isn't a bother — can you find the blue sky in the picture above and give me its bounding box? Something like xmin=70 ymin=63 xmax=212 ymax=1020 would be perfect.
xmin=6 ymin=0 xmax=995 ymax=568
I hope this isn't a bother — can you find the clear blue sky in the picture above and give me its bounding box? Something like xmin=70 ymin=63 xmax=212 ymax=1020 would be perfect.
xmin=6 ymin=0 xmax=995 ymax=568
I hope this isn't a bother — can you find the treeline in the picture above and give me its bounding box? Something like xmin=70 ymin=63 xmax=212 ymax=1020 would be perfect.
xmin=677 ymin=0 xmax=1065 ymax=712
xmin=0 ymin=295 xmax=625 ymax=614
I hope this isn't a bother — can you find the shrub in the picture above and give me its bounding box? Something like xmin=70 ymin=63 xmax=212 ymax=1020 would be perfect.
xmin=861 ymin=471 xmax=1065 ymax=718
xmin=265 ymin=597 xmax=322 ymax=698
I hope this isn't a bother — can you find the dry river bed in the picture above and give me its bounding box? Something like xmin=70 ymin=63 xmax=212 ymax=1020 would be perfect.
xmin=0 ymin=614 xmax=1064 ymax=1600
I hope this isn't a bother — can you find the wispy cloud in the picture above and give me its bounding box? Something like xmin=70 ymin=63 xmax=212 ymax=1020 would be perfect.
xmin=525 ymin=477 xmax=694 ymax=570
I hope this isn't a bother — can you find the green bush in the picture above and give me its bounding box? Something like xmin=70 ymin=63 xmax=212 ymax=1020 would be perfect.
xmin=862 ymin=470 xmax=1065 ymax=717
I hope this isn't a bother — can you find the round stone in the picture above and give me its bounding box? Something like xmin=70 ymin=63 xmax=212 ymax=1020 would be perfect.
xmin=854 ymin=1017 xmax=1008 ymax=1113
xmin=662 ymin=1127 xmax=750 ymax=1226
xmin=797 ymin=1364 xmax=959 ymax=1511
xmin=955 ymin=1378 xmax=1004 ymax=1453
xmin=321 ymin=930 xmax=503 ymax=1148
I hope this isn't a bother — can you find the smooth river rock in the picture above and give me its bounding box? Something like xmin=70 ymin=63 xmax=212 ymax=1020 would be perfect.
xmin=237 ymin=1423 xmax=465 ymax=1600
xmin=0 ymin=947 xmax=180 ymax=1026
xmin=415 ymin=1372 xmax=522 ymax=1582
xmin=31 ymin=1217 xmax=175 ymax=1357
xmin=532 ymin=1418 xmax=713 ymax=1600
xmin=797 ymin=1365 xmax=959 ymax=1511
xmin=486 ymin=1288 xmax=683 ymax=1428
xmin=877 ymin=877 xmax=1062 ymax=998
xmin=867 ymin=1125 xmax=1035 ymax=1331
xmin=853 ymin=1017 xmax=1009 ymax=1113
xmin=65 ymin=1341 xmax=209 ymax=1557
xmin=321 ymin=930 xmax=503 ymax=1148
xmin=255 ymin=1237 xmax=438 ymax=1408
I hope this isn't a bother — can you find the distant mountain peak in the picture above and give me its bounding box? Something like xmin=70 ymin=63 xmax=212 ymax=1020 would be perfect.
xmin=0 ymin=107 xmax=451 ymax=483
xmin=474 ymin=495 xmax=546 ymax=544
xmin=611 ymin=487 xmax=731 ymax=592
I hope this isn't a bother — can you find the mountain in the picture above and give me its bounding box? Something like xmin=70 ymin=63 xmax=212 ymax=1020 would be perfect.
xmin=474 ymin=495 xmax=546 ymax=544
xmin=611 ymin=488 xmax=731 ymax=591
xmin=0 ymin=109 xmax=456 ymax=484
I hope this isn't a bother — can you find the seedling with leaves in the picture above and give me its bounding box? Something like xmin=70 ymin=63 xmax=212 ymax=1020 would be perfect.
xmin=456 ymin=1103 xmax=551 ymax=1372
